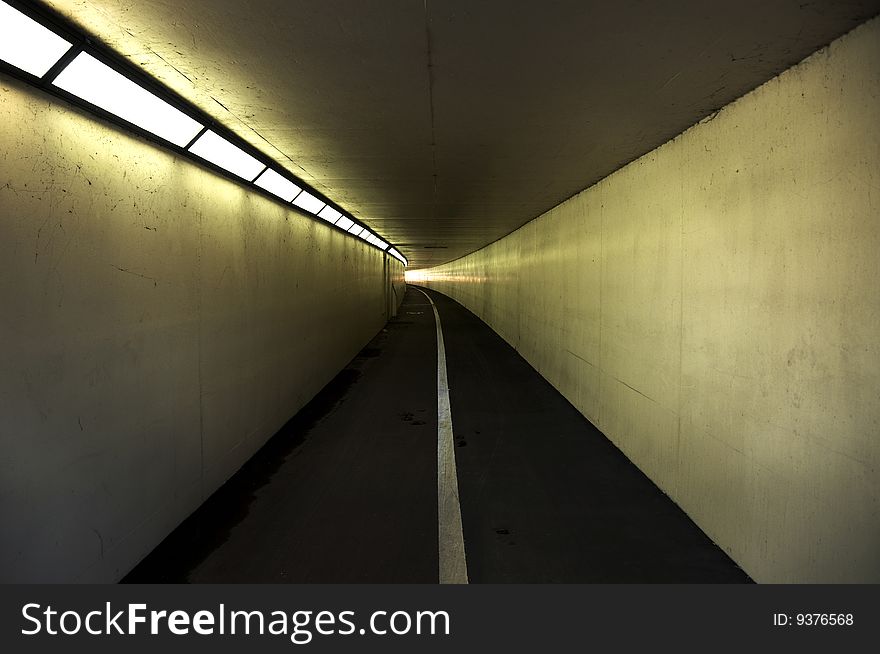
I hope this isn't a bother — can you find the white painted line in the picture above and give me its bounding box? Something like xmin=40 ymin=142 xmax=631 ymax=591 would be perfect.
xmin=415 ymin=287 xmax=469 ymax=584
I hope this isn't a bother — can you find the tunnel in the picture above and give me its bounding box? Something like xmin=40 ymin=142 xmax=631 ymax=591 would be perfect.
xmin=1 ymin=0 xmax=879 ymax=589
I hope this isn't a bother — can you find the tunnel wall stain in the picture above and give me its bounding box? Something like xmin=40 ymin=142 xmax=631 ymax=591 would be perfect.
xmin=0 ymin=75 xmax=403 ymax=582
xmin=419 ymin=17 xmax=880 ymax=583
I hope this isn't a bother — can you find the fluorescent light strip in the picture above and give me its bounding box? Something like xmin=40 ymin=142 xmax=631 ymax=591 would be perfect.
xmin=254 ymin=168 xmax=301 ymax=202
xmin=292 ymin=190 xmax=325 ymax=215
xmin=0 ymin=2 xmax=72 ymax=77
xmin=388 ymin=248 xmax=407 ymax=265
xmin=335 ymin=216 xmax=354 ymax=231
xmin=189 ymin=130 xmax=265 ymax=181
xmin=0 ymin=1 xmax=406 ymax=265
xmin=318 ymin=205 xmax=341 ymax=224
xmin=53 ymin=52 xmax=204 ymax=148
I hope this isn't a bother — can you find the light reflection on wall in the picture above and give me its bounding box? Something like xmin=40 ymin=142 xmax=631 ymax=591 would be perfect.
xmin=406 ymin=269 xmax=484 ymax=284
xmin=404 ymin=269 xmax=427 ymax=283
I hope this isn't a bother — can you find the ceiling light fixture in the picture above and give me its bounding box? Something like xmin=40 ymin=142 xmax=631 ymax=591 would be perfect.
xmin=292 ymin=190 xmax=325 ymax=215
xmin=0 ymin=2 xmax=71 ymax=77
xmin=53 ymin=52 xmax=204 ymax=148
xmin=0 ymin=0 xmax=406 ymax=264
xmin=188 ymin=130 xmax=266 ymax=181
xmin=254 ymin=167 xmax=301 ymax=202
xmin=335 ymin=216 xmax=354 ymax=231
xmin=388 ymin=248 xmax=407 ymax=265
xmin=318 ymin=206 xmax=341 ymax=224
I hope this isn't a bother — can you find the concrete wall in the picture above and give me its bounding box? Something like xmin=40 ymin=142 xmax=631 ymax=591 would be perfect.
xmin=388 ymin=253 xmax=406 ymax=319
xmin=0 ymin=74 xmax=403 ymax=582
xmin=418 ymin=18 xmax=880 ymax=583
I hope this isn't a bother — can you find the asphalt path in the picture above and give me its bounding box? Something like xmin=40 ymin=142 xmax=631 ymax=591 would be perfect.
xmin=125 ymin=286 xmax=750 ymax=583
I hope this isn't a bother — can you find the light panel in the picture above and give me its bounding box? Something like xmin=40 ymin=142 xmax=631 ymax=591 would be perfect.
xmin=188 ymin=130 xmax=265 ymax=180
xmin=254 ymin=168 xmax=301 ymax=202
xmin=0 ymin=2 xmax=72 ymax=78
xmin=53 ymin=52 xmax=204 ymax=148
xmin=335 ymin=216 xmax=354 ymax=231
xmin=318 ymin=206 xmax=341 ymax=224
xmin=0 ymin=1 xmax=404 ymax=264
xmin=292 ymin=190 xmax=325 ymax=214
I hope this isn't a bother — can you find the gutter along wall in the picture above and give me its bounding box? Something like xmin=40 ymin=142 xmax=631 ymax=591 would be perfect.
xmin=419 ymin=18 xmax=880 ymax=583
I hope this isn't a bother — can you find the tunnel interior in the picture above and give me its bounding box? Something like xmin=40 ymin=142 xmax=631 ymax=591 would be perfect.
xmin=1 ymin=0 xmax=878 ymax=584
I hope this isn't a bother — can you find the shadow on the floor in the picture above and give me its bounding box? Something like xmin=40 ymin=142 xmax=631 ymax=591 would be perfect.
xmin=122 ymin=340 xmax=385 ymax=583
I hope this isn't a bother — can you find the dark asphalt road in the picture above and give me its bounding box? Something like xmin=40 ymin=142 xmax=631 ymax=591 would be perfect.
xmin=124 ymin=286 xmax=750 ymax=583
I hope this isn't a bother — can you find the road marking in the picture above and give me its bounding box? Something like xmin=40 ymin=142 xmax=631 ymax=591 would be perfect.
xmin=414 ymin=287 xmax=469 ymax=584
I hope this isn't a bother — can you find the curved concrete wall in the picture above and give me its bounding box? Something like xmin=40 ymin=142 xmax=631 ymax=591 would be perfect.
xmin=419 ymin=18 xmax=880 ymax=583
xmin=0 ymin=75 xmax=403 ymax=582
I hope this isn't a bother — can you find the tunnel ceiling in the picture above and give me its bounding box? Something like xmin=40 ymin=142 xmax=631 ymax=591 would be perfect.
xmin=42 ymin=0 xmax=880 ymax=268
